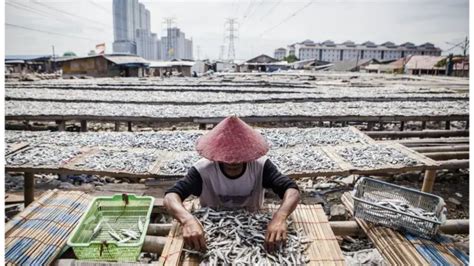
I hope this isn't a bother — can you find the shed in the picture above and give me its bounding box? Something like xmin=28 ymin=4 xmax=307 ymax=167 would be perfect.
xmin=5 ymin=55 xmax=53 ymax=74
xmin=327 ymin=58 xmax=376 ymax=72
xmin=405 ymin=55 xmax=446 ymax=75
xmin=240 ymin=54 xmax=289 ymax=72
xmin=148 ymin=60 xmax=195 ymax=77
xmin=60 ymin=54 xmax=149 ymax=78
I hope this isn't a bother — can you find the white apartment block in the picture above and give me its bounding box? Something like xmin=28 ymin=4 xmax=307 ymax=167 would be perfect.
xmin=274 ymin=48 xmax=286 ymax=60
xmin=280 ymin=40 xmax=441 ymax=62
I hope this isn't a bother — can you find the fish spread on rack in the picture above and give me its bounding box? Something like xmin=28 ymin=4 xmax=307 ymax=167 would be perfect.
xmin=183 ymin=208 xmax=311 ymax=265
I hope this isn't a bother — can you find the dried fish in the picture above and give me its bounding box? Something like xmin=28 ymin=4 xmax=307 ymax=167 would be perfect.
xmin=159 ymin=152 xmax=201 ymax=175
xmin=89 ymin=220 xmax=103 ymax=242
xmin=184 ymin=208 xmax=311 ymax=265
xmin=108 ymin=231 xmax=122 ymax=242
xmin=261 ymin=127 xmax=370 ymax=148
xmin=73 ymin=148 xmax=158 ymax=173
xmin=337 ymin=145 xmax=420 ymax=168
xmin=5 ymin=100 xmax=468 ymax=118
xmin=120 ymin=229 xmax=140 ymax=240
xmin=268 ymin=146 xmax=339 ymax=174
xmin=137 ymin=217 xmax=145 ymax=233
xmin=5 ymin=145 xmax=81 ymax=167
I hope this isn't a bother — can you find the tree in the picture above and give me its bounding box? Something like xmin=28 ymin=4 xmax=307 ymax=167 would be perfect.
xmin=63 ymin=51 xmax=77 ymax=57
xmin=283 ymin=55 xmax=299 ymax=63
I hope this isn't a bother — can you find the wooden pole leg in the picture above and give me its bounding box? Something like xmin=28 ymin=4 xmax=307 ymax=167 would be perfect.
xmin=80 ymin=120 xmax=87 ymax=132
xmin=198 ymin=123 xmax=206 ymax=130
xmin=114 ymin=122 xmax=120 ymax=131
xmin=421 ymin=169 xmax=437 ymax=193
xmin=400 ymin=121 xmax=405 ymax=131
xmin=367 ymin=122 xmax=374 ymax=131
xmin=465 ymin=120 xmax=469 ymax=130
xmin=128 ymin=122 xmax=132 ymax=132
xmin=24 ymin=172 xmax=35 ymax=207
xmin=58 ymin=120 xmax=66 ymax=132
xmin=445 ymin=121 xmax=451 ymax=130
xmin=421 ymin=121 xmax=427 ymax=130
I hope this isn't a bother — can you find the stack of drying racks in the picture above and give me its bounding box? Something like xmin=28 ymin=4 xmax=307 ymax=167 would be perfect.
xmin=5 ymin=189 xmax=91 ymax=265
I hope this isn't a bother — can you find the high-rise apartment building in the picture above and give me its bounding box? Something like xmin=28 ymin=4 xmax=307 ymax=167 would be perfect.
xmin=161 ymin=27 xmax=193 ymax=60
xmin=112 ymin=0 xmax=159 ymax=60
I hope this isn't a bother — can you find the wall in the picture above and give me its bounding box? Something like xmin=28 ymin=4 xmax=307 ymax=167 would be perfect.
xmin=62 ymin=57 xmax=108 ymax=77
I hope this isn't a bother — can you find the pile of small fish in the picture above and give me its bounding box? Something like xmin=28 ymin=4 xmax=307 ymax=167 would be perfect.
xmin=7 ymin=127 xmax=372 ymax=152
xmin=268 ymin=147 xmax=339 ymax=174
xmin=184 ymin=208 xmax=311 ymax=265
xmin=337 ymin=145 xmax=420 ymax=168
xmin=5 ymin=145 xmax=81 ymax=166
xmin=5 ymin=130 xmax=202 ymax=151
xmin=375 ymin=199 xmax=439 ymax=221
xmin=159 ymin=152 xmax=202 ymax=175
xmin=6 ymin=100 xmax=468 ymax=118
xmin=261 ymin=127 xmax=370 ymax=148
xmin=88 ymin=217 xmax=146 ymax=243
xmin=73 ymin=149 xmax=158 ymax=173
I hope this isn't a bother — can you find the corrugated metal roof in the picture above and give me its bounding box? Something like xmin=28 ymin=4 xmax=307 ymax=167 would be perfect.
xmin=405 ymin=55 xmax=446 ymax=70
xmin=104 ymin=55 xmax=149 ymax=65
xmin=5 ymin=55 xmax=51 ymax=61
xmin=148 ymin=61 xmax=195 ymax=67
xmin=328 ymin=58 xmax=375 ymax=71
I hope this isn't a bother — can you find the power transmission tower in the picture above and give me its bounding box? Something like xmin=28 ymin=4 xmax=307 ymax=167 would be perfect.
xmin=224 ymin=18 xmax=238 ymax=61
xmin=162 ymin=17 xmax=176 ymax=60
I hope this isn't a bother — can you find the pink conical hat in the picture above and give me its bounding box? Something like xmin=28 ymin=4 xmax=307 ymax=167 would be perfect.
xmin=196 ymin=116 xmax=269 ymax=163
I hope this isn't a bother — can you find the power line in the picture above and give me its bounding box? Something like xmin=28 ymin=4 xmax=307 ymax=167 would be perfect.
xmin=88 ymin=0 xmax=110 ymax=14
xmin=33 ymin=0 xmax=112 ymax=28
xmin=259 ymin=0 xmax=314 ymax=37
xmin=6 ymin=1 xmax=105 ymax=32
xmin=6 ymin=22 xmax=102 ymax=42
xmin=259 ymin=0 xmax=282 ymax=21
xmin=445 ymin=36 xmax=469 ymax=56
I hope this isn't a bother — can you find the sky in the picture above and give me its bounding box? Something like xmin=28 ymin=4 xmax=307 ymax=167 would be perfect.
xmin=5 ymin=0 xmax=470 ymax=60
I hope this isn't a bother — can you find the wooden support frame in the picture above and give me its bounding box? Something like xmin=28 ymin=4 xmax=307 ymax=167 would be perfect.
xmin=128 ymin=121 xmax=133 ymax=132
xmin=114 ymin=122 xmax=120 ymax=131
xmin=445 ymin=120 xmax=451 ymax=130
xmin=58 ymin=120 xmax=66 ymax=132
xmin=400 ymin=121 xmax=405 ymax=131
xmin=421 ymin=169 xmax=437 ymax=192
xmin=24 ymin=172 xmax=34 ymax=207
xmin=80 ymin=120 xmax=87 ymax=132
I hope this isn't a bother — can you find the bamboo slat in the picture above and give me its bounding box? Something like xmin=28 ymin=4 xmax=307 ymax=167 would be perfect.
xmin=6 ymin=142 xmax=29 ymax=155
xmin=268 ymin=204 xmax=345 ymax=266
xmin=158 ymin=200 xmax=197 ymax=266
xmin=5 ymin=190 xmax=91 ymax=265
xmin=342 ymin=192 xmax=429 ymax=265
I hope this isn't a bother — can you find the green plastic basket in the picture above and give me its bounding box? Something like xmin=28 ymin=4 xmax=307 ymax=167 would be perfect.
xmin=67 ymin=194 xmax=154 ymax=262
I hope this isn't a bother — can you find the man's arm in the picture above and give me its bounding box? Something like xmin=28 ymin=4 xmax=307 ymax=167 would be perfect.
xmin=163 ymin=167 xmax=207 ymax=251
xmin=262 ymin=159 xmax=301 ymax=252
xmin=164 ymin=193 xmax=206 ymax=251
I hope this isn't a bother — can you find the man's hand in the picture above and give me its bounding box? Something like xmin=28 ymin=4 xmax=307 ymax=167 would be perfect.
xmin=182 ymin=217 xmax=207 ymax=252
xmin=264 ymin=212 xmax=287 ymax=252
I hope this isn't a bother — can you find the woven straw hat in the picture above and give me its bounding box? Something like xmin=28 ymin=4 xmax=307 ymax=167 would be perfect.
xmin=196 ymin=115 xmax=269 ymax=163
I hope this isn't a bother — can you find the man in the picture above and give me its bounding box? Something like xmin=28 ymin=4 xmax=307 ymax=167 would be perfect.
xmin=164 ymin=116 xmax=300 ymax=252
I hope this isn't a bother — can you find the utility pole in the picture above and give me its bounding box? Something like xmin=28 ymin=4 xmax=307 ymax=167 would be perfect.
xmin=162 ymin=17 xmax=176 ymax=60
xmin=51 ymin=45 xmax=55 ymax=73
xmin=224 ymin=18 xmax=238 ymax=62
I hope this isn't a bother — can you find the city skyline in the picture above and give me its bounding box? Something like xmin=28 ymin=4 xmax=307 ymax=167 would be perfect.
xmin=5 ymin=0 xmax=469 ymax=60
